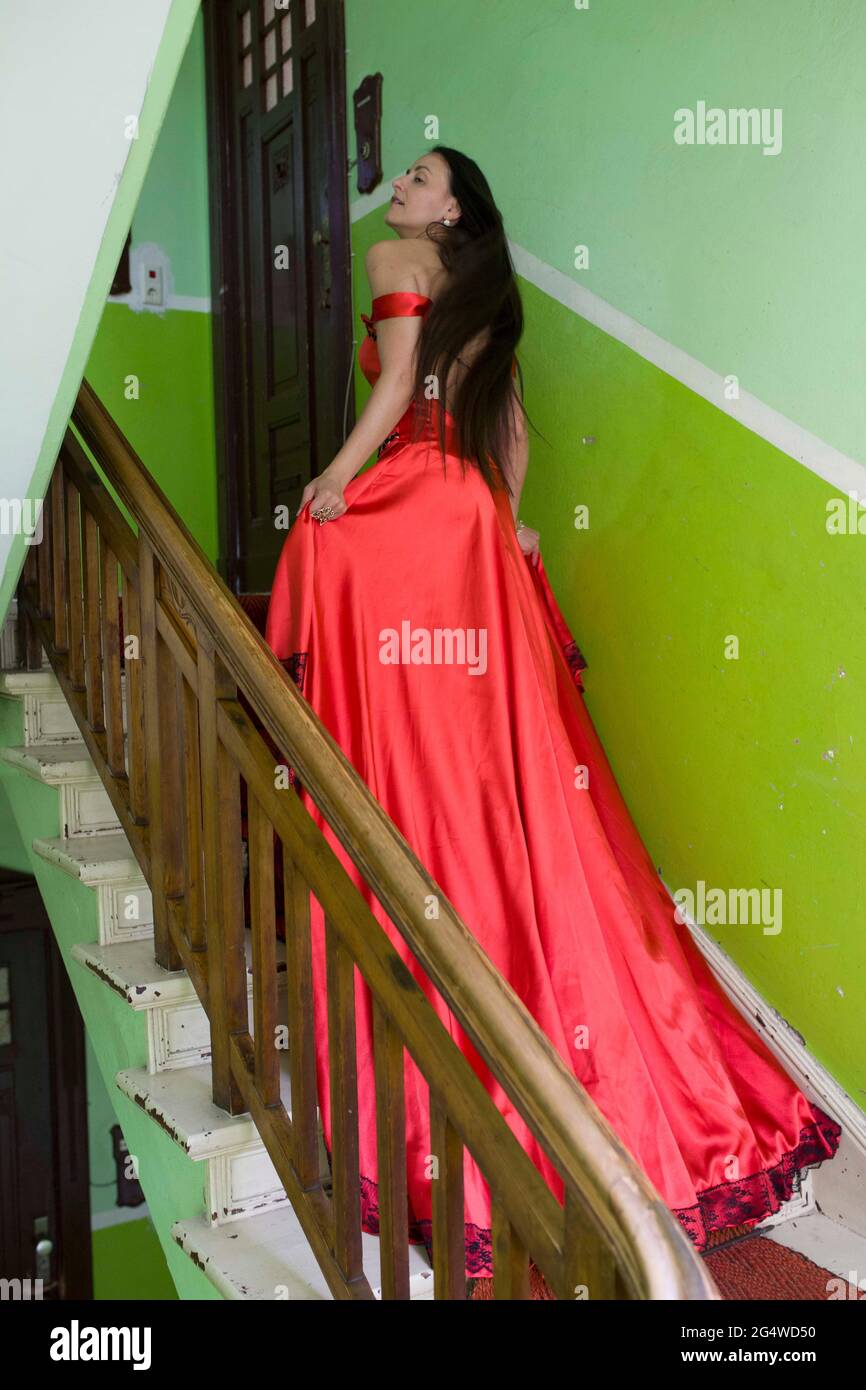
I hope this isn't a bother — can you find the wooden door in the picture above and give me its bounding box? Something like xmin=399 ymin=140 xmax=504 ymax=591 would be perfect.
xmin=205 ymin=0 xmax=354 ymax=593
xmin=0 ymin=870 xmax=92 ymax=1299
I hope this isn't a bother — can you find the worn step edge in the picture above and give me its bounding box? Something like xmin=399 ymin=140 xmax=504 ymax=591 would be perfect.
xmin=171 ymin=1207 xmax=435 ymax=1301
xmin=73 ymin=935 xmax=287 ymax=1010
xmin=33 ymin=832 xmax=143 ymax=884
xmin=0 ymin=741 xmax=119 ymax=785
xmin=116 ymin=1058 xmax=294 ymax=1160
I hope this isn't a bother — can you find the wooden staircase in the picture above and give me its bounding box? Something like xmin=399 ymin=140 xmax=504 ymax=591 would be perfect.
xmin=2 ymin=380 xmax=723 ymax=1301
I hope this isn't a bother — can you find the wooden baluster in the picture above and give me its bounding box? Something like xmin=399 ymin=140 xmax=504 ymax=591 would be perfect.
xmin=64 ymin=477 xmax=85 ymax=689
xmin=100 ymin=540 xmax=125 ymax=777
xmin=429 ymin=1094 xmax=466 ymax=1300
xmin=248 ymin=791 xmax=279 ymax=1106
xmin=21 ymin=543 xmax=37 ymax=586
xmin=50 ymin=466 xmax=68 ymax=653
xmin=179 ymin=673 xmax=205 ymax=950
xmin=121 ymin=572 xmax=148 ymax=823
xmin=82 ymin=509 xmax=105 ymax=732
xmin=562 ymin=1186 xmax=617 ymax=1301
xmin=138 ymin=535 xmax=183 ymax=972
xmin=372 ymin=997 xmax=410 ymax=1299
xmin=36 ymin=489 xmax=52 ymax=621
xmin=325 ymin=915 xmax=363 ymax=1282
xmin=197 ymin=633 xmax=246 ymax=1114
xmin=282 ymin=848 xmax=319 ymax=1187
xmin=19 ymin=545 xmax=42 ymax=670
xmin=491 ymin=1198 xmax=531 ymax=1300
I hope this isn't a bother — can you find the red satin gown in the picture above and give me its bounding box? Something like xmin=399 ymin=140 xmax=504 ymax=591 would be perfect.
xmin=265 ymin=291 xmax=841 ymax=1279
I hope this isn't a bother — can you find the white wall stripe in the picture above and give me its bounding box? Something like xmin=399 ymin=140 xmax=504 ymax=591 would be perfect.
xmin=351 ymin=180 xmax=866 ymax=499
xmin=107 ymin=291 xmax=211 ymax=314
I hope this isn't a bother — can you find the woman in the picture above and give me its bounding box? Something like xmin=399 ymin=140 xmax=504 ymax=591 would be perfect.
xmin=265 ymin=146 xmax=841 ymax=1283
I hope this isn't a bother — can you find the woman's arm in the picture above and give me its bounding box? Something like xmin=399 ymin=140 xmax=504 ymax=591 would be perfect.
xmin=504 ymin=387 xmax=529 ymax=523
xmin=296 ymin=243 xmax=425 ymax=515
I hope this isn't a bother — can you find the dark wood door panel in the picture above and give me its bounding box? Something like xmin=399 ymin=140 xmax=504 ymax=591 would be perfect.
xmin=206 ymin=0 xmax=353 ymax=593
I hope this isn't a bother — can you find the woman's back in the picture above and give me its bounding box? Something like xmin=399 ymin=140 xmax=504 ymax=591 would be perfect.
xmin=399 ymin=246 xmax=492 ymax=418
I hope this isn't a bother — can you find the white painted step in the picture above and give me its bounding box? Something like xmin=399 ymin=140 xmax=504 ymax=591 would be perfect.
xmin=0 ymin=665 xmax=127 ymax=746
xmin=0 ymin=741 xmax=121 ymax=835
xmin=73 ymin=934 xmax=287 ymax=1073
xmin=34 ymin=831 xmax=141 ymax=883
xmin=35 ymin=832 xmax=152 ymax=943
xmin=117 ymin=1058 xmax=297 ymax=1158
xmin=117 ymin=1055 xmax=307 ymax=1227
xmin=172 ymin=1205 xmax=435 ymax=1301
xmin=766 ymin=1209 xmax=866 ymax=1294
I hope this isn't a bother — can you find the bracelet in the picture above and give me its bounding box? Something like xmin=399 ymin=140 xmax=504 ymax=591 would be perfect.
xmin=516 ymin=517 xmax=529 ymax=531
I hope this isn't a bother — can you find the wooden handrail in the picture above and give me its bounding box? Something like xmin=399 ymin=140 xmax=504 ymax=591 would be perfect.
xmin=15 ymin=377 xmax=719 ymax=1301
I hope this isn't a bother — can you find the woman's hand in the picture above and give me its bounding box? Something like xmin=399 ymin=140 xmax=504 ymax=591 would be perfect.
xmin=516 ymin=520 xmax=540 ymax=565
xmin=297 ymin=466 xmax=348 ymax=523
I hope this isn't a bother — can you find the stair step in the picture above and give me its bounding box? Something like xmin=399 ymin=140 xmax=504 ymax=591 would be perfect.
xmin=171 ymin=1206 xmax=435 ymax=1300
xmin=33 ymin=833 xmax=152 ymax=943
xmin=1 ymin=742 xmax=122 ymax=835
xmin=34 ymin=831 xmax=142 ymax=884
xmin=73 ymin=935 xmax=287 ymax=1010
xmin=0 ymin=667 xmax=128 ymax=747
xmin=1 ymin=740 xmax=99 ymax=782
xmin=0 ymin=668 xmax=63 ymax=697
xmin=116 ymin=1059 xmax=294 ymax=1160
xmin=73 ymin=937 xmax=190 ymax=1008
xmin=117 ymin=1057 xmax=317 ymax=1228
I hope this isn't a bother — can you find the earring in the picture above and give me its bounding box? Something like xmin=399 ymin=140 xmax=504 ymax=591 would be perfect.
xmin=442 ymin=218 xmax=451 ymax=226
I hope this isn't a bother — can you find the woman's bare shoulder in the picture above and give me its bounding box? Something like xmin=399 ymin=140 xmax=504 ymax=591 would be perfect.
xmin=365 ymin=238 xmax=446 ymax=298
xmin=365 ymin=238 xmax=428 ymax=290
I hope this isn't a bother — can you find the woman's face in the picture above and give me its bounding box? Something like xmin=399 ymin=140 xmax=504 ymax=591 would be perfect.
xmin=385 ymin=153 xmax=461 ymax=235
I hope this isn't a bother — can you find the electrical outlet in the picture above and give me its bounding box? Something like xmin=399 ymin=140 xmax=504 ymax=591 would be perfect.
xmin=142 ymin=264 xmax=164 ymax=307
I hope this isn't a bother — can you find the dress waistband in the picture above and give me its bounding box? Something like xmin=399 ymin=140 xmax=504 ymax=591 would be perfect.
xmin=377 ymin=399 xmax=461 ymax=459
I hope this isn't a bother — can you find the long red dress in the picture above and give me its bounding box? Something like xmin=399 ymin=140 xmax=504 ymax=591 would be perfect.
xmin=265 ymin=291 xmax=841 ymax=1279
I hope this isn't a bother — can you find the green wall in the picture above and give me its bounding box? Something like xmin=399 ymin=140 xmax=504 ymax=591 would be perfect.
xmin=0 ymin=694 xmax=219 ymax=1300
xmin=84 ymin=8 xmax=218 ymax=564
xmin=346 ymin=0 xmax=866 ymax=1108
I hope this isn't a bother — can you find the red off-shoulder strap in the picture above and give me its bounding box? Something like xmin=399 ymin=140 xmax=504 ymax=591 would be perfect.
xmin=369 ymin=291 xmax=432 ymax=322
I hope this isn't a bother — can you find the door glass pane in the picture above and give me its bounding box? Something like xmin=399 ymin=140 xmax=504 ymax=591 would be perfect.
xmin=305 ymin=0 xmax=316 ymax=26
xmin=265 ymin=72 xmax=278 ymax=111
xmin=241 ymin=9 xmax=251 ymax=48
xmin=264 ymin=28 xmax=277 ymax=69
xmin=263 ymin=0 xmax=275 ymax=24
xmin=0 ymin=966 xmax=8 ymax=1004
xmin=281 ymin=13 xmax=292 ymax=52
xmin=282 ymin=57 xmax=293 ymax=97
xmin=242 ymin=53 xmax=252 ymax=88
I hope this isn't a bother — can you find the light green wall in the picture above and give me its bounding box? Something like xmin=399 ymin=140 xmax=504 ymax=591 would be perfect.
xmin=348 ymin=0 xmax=866 ymax=467
xmin=0 ymin=694 xmax=221 ymax=1299
xmin=0 ymin=0 xmax=203 ymax=632
xmin=84 ymin=8 xmax=218 ymax=563
xmin=84 ymin=303 xmax=217 ymax=563
xmin=133 ymin=8 xmax=212 ymax=301
xmin=346 ymin=0 xmax=866 ymax=1107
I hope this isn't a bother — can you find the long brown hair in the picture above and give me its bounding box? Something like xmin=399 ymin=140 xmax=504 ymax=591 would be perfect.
xmin=408 ymin=146 xmax=530 ymax=499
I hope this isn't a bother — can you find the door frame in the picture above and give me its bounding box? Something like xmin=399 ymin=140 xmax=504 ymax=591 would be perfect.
xmin=202 ymin=0 xmax=355 ymax=594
